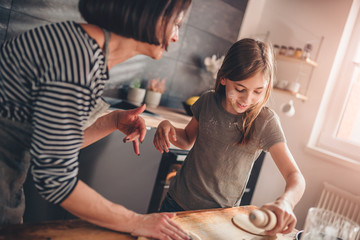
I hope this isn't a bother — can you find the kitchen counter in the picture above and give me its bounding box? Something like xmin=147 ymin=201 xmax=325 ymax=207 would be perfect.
xmin=105 ymin=104 xmax=191 ymax=129
xmin=103 ymin=97 xmax=192 ymax=129
xmin=0 ymin=206 xmax=298 ymax=240
xmin=142 ymin=106 xmax=192 ymax=129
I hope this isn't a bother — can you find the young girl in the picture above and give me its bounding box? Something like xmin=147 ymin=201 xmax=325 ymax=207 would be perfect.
xmin=153 ymin=38 xmax=306 ymax=235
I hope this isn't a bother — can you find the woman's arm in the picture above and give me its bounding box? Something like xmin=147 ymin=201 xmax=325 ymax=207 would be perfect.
xmin=60 ymin=180 xmax=189 ymax=240
xmin=153 ymin=117 xmax=199 ymax=153
xmin=262 ymin=142 xmax=306 ymax=235
xmin=82 ymin=105 xmax=147 ymax=155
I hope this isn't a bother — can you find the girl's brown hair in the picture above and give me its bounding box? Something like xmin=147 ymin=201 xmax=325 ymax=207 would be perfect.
xmin=215 ymin=38 xmax=275 ymax=145
xmin=79 ymin=0 xmax=192 ymax=47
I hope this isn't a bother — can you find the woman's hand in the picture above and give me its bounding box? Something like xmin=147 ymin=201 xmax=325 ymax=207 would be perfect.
xmin=154 ymin=120 xmax=177 ymax=153
xmin=113 ymin=105 xmax=147 ymax=155
xmin=131 ymin=212 xmax=190 ymax=240
xmin=261 ymin=198 xmax=296 ymax=236
xmin=62 ymin=181 xmax=190 ymax=240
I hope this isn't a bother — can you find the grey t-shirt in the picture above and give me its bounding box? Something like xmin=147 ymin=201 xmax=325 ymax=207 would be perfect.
xmin=169 ymin=91 xmax=286 ymax=210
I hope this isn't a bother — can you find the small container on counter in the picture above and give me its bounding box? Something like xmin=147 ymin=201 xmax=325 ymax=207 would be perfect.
xmin=294 ymin=48 xmax=303 ymax=58
xmin=303 ymin=43 xmax=313 ymax=59
xmin=273 ymin=44 xmax=280 ymax=55
xmin=287 ymin=46 xmax=295 ymax=57
xmin=279 ymin=45 xmax=287 ymax=55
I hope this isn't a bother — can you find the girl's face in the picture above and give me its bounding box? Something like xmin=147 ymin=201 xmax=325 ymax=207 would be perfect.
xmin=220 ymin=71 xmax=268 ymax=115
xmin=145 ymin=12 xmax=184 ymax=59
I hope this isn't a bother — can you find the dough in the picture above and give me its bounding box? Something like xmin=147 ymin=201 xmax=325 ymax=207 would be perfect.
xmin=232 ymin=212 xmax=267 ymax=236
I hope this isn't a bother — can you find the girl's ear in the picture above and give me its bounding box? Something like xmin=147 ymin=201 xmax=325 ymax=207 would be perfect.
xmin=220 ymin=77 xmax=227 ymax=86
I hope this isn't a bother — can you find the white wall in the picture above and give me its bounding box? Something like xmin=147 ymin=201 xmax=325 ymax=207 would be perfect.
xmin=240 ymin=0 xmax=360 ymax=229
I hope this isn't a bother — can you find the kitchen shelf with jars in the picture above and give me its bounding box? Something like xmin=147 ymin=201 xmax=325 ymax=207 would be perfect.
xmin=272 ymin=37 xmax=324 ymax=101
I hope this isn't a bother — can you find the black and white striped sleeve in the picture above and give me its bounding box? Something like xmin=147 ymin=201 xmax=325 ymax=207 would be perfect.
xmin=30 ymin=81 xmax=94 ymax=204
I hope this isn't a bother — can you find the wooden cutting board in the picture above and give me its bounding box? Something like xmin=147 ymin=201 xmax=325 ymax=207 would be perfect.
xmin=139 ymin=206 xmax=297 ymax=240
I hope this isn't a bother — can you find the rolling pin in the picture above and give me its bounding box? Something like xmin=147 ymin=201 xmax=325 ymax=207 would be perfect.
xmin=249 ymin=208 xmax=277 ymax=231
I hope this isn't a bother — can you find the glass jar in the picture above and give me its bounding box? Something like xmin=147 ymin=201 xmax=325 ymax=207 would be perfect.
xmin=273 ymin=44 xmax=280 ymax=55
xmin=303 ymin=43 xmax=313 ymax=59
xmin=294 ymin=48 xmax=303 ymax=58
xmin=287 ymin=46 xmax=295 ymax=57
xmin=279 ymin=45 xmax=287 ymax=55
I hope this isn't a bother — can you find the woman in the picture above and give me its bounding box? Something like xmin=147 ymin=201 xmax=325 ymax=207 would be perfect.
xmin=153 ymin=38 xmax=306 ymax=235
xmin=0 ymin=0 xmax=192 ymax=239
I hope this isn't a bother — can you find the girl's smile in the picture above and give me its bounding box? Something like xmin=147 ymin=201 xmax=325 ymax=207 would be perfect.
xmin=220 ymin=71 xmax=268 ymax=115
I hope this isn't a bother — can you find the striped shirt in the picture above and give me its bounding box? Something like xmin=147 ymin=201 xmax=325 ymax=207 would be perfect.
xmin=0 ymin=21 xmax=109 ymax=204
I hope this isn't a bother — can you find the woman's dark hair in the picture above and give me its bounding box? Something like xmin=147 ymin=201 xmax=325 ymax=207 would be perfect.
xmin=215 ymin=38 xmax=275 ymax=145
xmin=79 ymin=0 xmax=192 ymax=46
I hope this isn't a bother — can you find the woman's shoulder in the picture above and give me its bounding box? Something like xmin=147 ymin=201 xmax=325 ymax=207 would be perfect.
xmin=28 ymin=21 xmax=77 ymax=33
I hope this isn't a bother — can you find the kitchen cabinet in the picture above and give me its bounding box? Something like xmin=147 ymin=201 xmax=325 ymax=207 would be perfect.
xmin=77 ymin=128 xmax=162 ymax=214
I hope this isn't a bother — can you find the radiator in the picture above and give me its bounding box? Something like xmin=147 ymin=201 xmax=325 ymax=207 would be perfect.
xmin=317 ymin=182 xmax=360 ymax=239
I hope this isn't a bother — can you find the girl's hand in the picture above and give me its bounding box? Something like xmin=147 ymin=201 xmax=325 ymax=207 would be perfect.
xmin=114 ymin=105 xmax=147 ymax=155
xmin=154 ymin=120 xmax=177 ymax=153
xmin=261 ymin=198 xmax=296 ymax=236
xmin=131 ymin=213 xmax=190 ymax=240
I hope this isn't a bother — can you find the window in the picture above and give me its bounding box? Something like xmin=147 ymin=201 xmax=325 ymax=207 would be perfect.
xmin=308 ymin=0 xmax=360 ymax=167
xmin=337 ymin=67 xmax=360 ymax=145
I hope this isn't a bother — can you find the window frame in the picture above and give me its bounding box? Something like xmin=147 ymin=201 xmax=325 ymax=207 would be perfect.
xmin=307 ymin=0 xmax=360 ymax=169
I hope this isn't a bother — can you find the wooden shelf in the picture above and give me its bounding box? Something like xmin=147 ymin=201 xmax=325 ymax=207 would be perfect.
xmin=273 ymin=87 xmax=308 ymax=101
xmin=276 ymin=54 xmax=318 ymax=67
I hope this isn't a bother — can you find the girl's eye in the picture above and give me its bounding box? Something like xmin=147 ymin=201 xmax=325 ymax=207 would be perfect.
xmin=254 ymin=91 xmax=263 ymax=95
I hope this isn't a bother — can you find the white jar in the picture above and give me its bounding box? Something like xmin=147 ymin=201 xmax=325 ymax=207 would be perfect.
xmin=144 ymin=91 xmax=162 ymax=108
xmin=127 ymin=87 xmax=146 ymax=105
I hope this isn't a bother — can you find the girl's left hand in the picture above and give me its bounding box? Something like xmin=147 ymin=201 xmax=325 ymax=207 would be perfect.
xmin=114 ymin=105 xmax=147 ymax=155
xmin=261 ymin=198 xmax=296 ymax=236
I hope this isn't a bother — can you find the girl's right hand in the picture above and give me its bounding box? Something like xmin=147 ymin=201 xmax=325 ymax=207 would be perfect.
xmin=131 ymin=212 xmax=190 ymax=240
xmin=154 ymin=120 xmax=177 ymax=153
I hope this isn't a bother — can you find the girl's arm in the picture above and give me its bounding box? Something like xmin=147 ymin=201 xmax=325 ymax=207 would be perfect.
xmin=154 ymin=117 xmax=199 ymax=153
xmin=262 ymin=142 xmax=306 ymax=236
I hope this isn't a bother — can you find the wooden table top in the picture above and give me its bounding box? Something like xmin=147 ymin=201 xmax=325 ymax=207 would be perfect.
xmin=0 ymin=206 xmax=298 ymax=240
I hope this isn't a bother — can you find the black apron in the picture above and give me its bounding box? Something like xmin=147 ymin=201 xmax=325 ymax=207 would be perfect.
xmin=0 ymin=117 xmax=32 ymax=224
